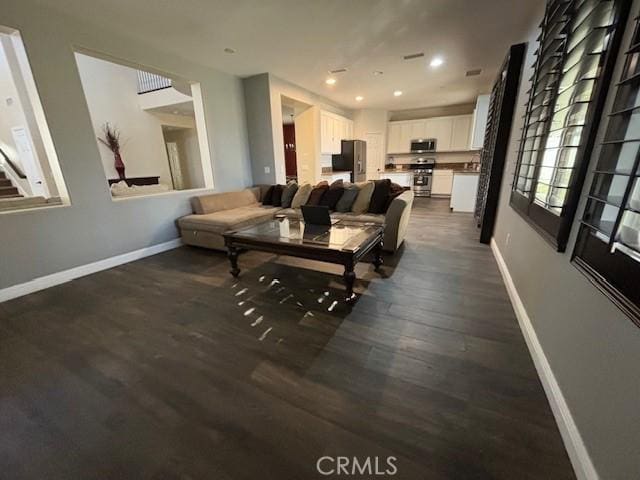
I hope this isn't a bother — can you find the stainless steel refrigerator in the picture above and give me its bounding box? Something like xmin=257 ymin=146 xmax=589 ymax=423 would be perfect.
xmin=332 ymin=140 xmax=366 ymax=183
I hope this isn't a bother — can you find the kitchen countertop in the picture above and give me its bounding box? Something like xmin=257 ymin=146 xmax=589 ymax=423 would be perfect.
xmin=453 ymin=170 xmax=481 ymax=175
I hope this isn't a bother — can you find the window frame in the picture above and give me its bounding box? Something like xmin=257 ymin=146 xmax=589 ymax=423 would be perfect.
xmin=510 ymin=0 xmax=631 ymax=252
xmin=573 ymin=10 xmax=640 ymax=327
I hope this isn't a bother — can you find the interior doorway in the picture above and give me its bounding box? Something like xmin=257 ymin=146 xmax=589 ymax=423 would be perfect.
xmin=282 ymin=104 xmax=297 ymax=182
xmin=279 ymin=95 xmax=312 ymax=183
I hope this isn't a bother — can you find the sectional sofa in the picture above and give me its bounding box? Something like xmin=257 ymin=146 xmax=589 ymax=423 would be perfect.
xmin=178 ymin=184 xmax=414 ymax=253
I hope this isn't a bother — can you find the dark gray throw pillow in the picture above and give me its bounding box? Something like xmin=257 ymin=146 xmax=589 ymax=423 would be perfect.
xmin=335 ymin=183 xmax=359 ymax=212
xmin=368 ymin=178 xmax=392 ymax=214
xmin=280 ymin=182 xmax=298 ymax=208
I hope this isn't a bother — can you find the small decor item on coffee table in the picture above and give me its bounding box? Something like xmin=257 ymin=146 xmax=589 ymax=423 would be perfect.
xmin=98 ymin=122 xmax=126 ymax=180
xmin=223 ymin=218 xmax=384 ymax=303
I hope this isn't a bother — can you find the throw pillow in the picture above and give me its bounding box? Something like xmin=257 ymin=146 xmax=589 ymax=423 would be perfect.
xmin=262 ymin=185 xmax=276 ymax=205
xmin=281 ymin=182 xmax=298 ymax=208
xmin=351 ymin=181 xmax=374 ymax=214
xmin=335 ymin=183 xmax=359 ymax=212
xmin=383 ymin=182 xmax=405 ymax=212
xmin=271 ymin=184 xmax=284 ymax=207
xmin=291 ymin=183 xmax=312 ymax=208
xmin=319 ymin=179 xmax=345 ymax=210
xmin=368 ymin=179 xmax=392 ymax=214
xmin=306 ymin=181 xmax=329 ymax=206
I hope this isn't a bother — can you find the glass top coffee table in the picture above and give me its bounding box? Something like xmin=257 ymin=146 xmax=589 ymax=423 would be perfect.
xmin=223 ymin=217 xmax=384 ymax=303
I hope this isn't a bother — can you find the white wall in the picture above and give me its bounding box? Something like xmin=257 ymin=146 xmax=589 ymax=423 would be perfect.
xmin=75 ymin=53 xmax=172 ymax=186
xmin=294 ymin=106 xmax=320 ymax=185
xmin=0 ymin=0 xmax=252 ymax=291
xmin=163 ymin=127 xmax=203 ymax=189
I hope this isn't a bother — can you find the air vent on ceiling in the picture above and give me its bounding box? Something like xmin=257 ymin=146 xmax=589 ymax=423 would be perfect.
xmin=403 ymin=52 xmax=425 ymax=60
xmin=329 ymin=68 xmax=348 ymax=74
xmin=466 ymin=69 xmax=482 ymax=77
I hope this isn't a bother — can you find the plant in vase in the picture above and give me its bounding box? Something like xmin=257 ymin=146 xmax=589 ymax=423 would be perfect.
xmin=98 ymin=123 xmax=126 ymax=180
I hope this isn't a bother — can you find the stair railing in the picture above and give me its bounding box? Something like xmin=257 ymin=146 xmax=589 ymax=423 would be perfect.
xmin=0 ymin=146 xmax=27 ymax=179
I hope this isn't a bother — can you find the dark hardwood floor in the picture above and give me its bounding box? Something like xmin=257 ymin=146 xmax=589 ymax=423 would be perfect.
xmin=0 ymin=198 xmax=575 ymax=479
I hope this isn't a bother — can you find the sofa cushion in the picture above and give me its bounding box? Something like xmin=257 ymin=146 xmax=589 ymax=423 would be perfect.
xmin=191 ymin=189 xmax=259 ymax=214
xmin=262 ymin=185 xmax=276 ymax=205
xmin=291 ymin=183 xmax=312 ymax=208
xmin=368 ymin=179 xmax=392 ymax=214
xmin=384 ymin=183 xmax=406 ymax=212
xmin=179 ymin=205 xmax=276 ymax=233
xmin=335 ymin=183 xmax=359 ymax=212
xmin=319 ymin=179 xmax=344 ymax=210
xmin=271 ymin=184 xmax=284 ymax=206
xmin=332 ymin=211 xmax=385 ymax=225
xmin=351 ymin=181 xmax=374 ymax=214
xmin=281 ymin=182 xmax=298 ymax=208
xmin=306 ymin=181 xmax=329 ymax=206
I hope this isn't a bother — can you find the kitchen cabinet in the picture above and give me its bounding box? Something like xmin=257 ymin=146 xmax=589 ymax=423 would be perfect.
xmin=387 ymin=114 xmax=475 ymax=154
xmin=387 ymin=121 xmax=412 ymax=153
xmin=432 ymin=169 xmax=454 ymax=196
xmin=320 ymin=111 xmax=353 ymax=154
xmin=450 ymin=172 xmax=480 ymax=212
xmin=424 ymin=117 xmax=452 ymax=151
xmin=450 ymin=115 xmax=473 ymax=151
xmin=382 ymin=171 xmax=413 ymax=188
xmin=471 ymin=94 xmax=490 ymax=149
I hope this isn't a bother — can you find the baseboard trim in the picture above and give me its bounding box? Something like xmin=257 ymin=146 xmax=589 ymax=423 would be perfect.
xmin=0 ymin=238 xmax=183 ymax=303
xmin=490 ymin=239 xmax=598 ymax=480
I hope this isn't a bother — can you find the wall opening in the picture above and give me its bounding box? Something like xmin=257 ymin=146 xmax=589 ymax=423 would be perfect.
xmin=74 ymin=50 xmax=213 ymax=199
xmin=0 ymin=26 xmax=69 ymax=213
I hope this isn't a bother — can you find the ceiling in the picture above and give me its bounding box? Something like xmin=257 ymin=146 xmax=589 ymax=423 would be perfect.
xmin=43 ymin=0 xmax=544 ymax=110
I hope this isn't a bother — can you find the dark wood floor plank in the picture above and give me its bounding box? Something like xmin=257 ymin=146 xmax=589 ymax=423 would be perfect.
xmin=0 ymin=198 xmax=575 ymax=479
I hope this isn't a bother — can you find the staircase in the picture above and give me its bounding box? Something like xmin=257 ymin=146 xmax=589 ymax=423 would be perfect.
xmin=0 ymin=170 xmax=21 ymax=198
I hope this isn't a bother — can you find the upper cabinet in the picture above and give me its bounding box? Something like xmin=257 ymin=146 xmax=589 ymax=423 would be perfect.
xmin=450 ymin=115 xmax=473 ymax=151
xmin=387 ymin=113 xmax=475 ymax=154
xmin=320 ymin=111 xmax=354 ymax=154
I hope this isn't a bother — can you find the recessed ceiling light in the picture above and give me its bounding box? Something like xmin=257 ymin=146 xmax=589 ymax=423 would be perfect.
xmin=325 ymin=78 xmax=336 ymax=85
xmin=355 ymin=96 xmax=363 ymax=102
xmin=430 ymin=56 xmax=444 ymax=68
xmin=373 ymin=70 xmax=383 ymax=76
xmin=393 ymin=90 xmax=403 ymax=97
xmin=223 ymin=47 xmax=236 ymax=54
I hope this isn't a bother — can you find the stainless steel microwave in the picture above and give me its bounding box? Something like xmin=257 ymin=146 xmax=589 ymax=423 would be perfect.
xmin=410 ymin=138 xmax=436 ymax=153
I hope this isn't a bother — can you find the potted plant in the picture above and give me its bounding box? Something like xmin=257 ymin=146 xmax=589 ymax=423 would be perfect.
xmin=98 ymin=123 xmax=126 ymax=180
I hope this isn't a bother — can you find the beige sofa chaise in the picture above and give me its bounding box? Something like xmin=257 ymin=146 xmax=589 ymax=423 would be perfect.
xmin=178 ymin=186 xmax=413 ymax=253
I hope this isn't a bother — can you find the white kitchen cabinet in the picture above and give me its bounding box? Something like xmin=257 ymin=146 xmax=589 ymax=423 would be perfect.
xmin=387 ymin=120 xmax=425 ymax=153
xmin=408 ymin=120 xmax=426 ymax=141
xmin=382 ymin=171 xmax=413 ymax=188
xmin=450 ymin=115 xmax=473 ymax=151
xmin=321 ymin=111 xmax=353 ymax=154
xmin=424 ymin=117 xmax=453 ymax=151
xmin=450 ymin=172 xmax=480 ymax=212
xmin=471 ymin=94 xmax=490 ymax=149
xmin=432 ymin=169 xmax=454 ymax=196
xmin=387 ymin=122 xmax=403 ymax=154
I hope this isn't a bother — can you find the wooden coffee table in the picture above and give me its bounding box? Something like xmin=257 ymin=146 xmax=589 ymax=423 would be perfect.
xmin=223 ymin=218 xmax=384 ymax=303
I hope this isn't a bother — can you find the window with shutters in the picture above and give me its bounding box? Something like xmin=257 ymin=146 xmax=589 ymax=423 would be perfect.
xmin=573 ymin=11 xmax=640 ymax=326
xmin=511 ymin=0 xmax=631 ymax=251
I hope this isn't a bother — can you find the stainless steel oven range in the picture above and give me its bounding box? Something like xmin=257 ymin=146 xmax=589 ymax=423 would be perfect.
xmin=409 ymin=158 xmax=435 ymax=197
